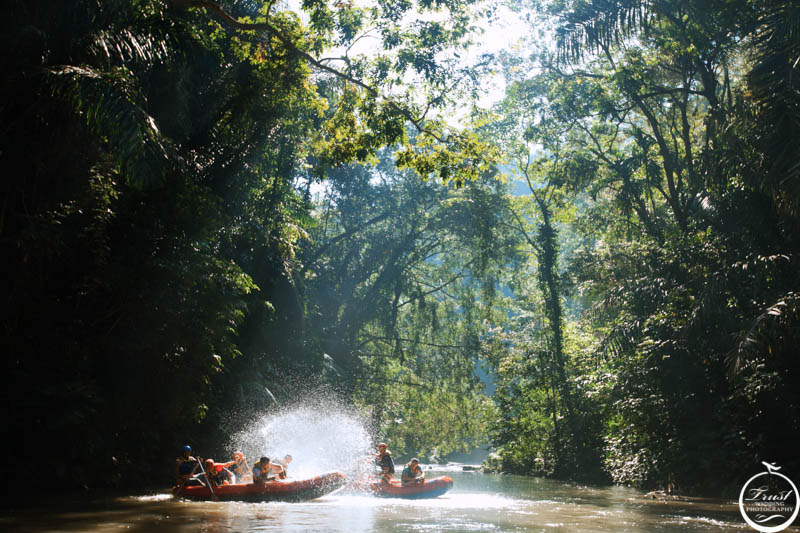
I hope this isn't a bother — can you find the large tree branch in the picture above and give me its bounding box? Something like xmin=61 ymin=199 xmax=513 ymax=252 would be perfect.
xmin=600 ymin=43 xmax=685 ymax=230
xmin=301 ymin=211 xmax=392 ymax=273
xmin=357 ymin=334 xmax=465 ymax=350
xmin=398 ymin=257 xmax=477 ymax=307
xmin=174 ymin=0 xmax=449 ymax=142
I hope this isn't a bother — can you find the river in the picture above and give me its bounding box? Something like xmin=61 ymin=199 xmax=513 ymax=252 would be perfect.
xmin=4 ymin=465 xmax=794 ymax=532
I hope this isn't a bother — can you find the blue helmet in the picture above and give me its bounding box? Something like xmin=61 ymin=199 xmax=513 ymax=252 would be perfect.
xmin=183 ymin=445 xmax=192 ymax=452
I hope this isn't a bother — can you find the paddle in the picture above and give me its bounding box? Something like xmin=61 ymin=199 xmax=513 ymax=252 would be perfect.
xmin=197 ymin=460 xmax=220 ymax=502
xmin=174 ymin=460 xmax=200 ymax=499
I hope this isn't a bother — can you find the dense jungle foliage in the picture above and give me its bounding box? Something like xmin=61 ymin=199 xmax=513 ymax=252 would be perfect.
xmin=480 ymin=0 xmax=800 ymax=494
xmin=2 ymin=0 xmax=797 ymax=496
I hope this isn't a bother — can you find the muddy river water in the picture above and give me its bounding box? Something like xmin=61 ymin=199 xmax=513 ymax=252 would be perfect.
xmin=3 ymin=467 xmax=797 ymax=532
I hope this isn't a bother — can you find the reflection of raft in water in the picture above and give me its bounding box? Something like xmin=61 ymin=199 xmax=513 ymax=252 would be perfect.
xmin=370 ymin=476 xmax=454 ymax=499
xmin=174 ymin=471 xmax=347 ymax=502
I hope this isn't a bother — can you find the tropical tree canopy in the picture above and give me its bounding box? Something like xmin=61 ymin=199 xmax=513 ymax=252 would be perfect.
xmin=2 ymin=0 xmax=798 ymax=496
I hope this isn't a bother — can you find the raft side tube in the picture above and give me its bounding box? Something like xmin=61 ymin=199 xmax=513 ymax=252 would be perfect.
xmin=370 ymin=475 xmax=453 ymax=499
xmin=173 ymin=471 xmax=347 ymax=502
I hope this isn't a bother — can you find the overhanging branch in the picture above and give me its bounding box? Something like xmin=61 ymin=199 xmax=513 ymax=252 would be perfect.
xmin=173 ymin=0 xmax=448 ymax=142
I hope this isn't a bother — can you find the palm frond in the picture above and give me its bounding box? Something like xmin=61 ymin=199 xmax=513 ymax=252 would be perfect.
xmin=598 ymin=318 xmax=644 ymax=360
xmin=47 ymin=65 xmax=171 ymax=189
xmin=554 ymin=0 xmax=652 ymax=63
xmin=90 ymin=28 xmax=171 ymax=66
xmin=728 ymin=291 xmax=800 ymax=378
xmin=746 ymin=0 xmax=800 ymax=217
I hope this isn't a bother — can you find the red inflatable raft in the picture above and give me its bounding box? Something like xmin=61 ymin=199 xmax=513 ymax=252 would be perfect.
xmin=173 ymin=471 xmax=346 ymax=502
xmin=370 ymin=475 xmax=453 ymax=499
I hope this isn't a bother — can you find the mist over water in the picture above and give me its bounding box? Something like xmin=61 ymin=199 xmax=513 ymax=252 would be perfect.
xmin=227 ymin=396 xmax=376 ymax=480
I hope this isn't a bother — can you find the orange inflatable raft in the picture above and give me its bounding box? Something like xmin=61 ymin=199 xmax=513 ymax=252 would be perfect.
xmin=173 ymin=471 xmax=346 ymax=502
xmin=370 ymin=475 xmax=453 ymax=499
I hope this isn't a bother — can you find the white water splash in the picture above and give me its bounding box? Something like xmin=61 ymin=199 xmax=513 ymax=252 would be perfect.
xmin=228 ymin=398 xmax=376 ymax=480
xmin=130 ymin=493 xmax=173 ymax=502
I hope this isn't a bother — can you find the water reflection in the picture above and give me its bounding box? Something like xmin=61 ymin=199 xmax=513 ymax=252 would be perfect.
xmin=3 ymin=469 xmax=798 ymax=532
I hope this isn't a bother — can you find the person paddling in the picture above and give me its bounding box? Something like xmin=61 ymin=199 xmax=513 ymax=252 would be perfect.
xmin=230 ymin=450 xmax=252 ymax=483
xmin=375 ymin=442 xmax=395 ymax=484
xmin=204 ymin=458 xmax=234 ymax=487
xmin=175 ymin=445 xmax=199 ymax=487
xmin=401 ymin=458 xmax=425 ymax=486
xmin=252 ymin=457 xmax=275 ymax=483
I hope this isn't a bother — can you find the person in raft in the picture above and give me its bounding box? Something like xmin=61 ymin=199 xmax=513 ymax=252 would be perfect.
xmin=252 ymin=457 xmax=275 ymax=483
xmin=375 ymin=442 xmax=395 ymax=484
xmin=175 ymin=445 xmax=199 ymax=486
xmin=401 ymin=458 xmax=425 ymax=486
xmin=278 ymin=454 xmax=293 ymax=479
xmin=268 ymin=454 xmax=294 ymax=479
xmin=268 ymin=459 xmax=285 ymax=479
xmin=204 ymin=458 xmax=234 ymax=487
xmin=230 ymin=450 xmax=252 ymax=483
